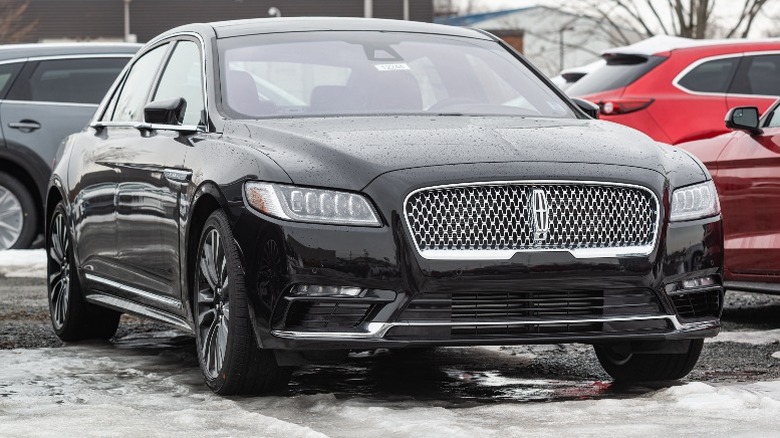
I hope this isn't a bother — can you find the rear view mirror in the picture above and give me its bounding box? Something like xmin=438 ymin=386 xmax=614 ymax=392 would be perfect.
xmin=144 ymin=97 xmax=187 ymax=126
xmin=725 ymin=106 xmax=762 ymax=135
xmin=571 ymin=97 xmax=599 ymax=119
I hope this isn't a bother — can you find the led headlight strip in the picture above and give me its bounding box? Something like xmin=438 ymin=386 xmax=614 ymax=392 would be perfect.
xmin=670 ymin=180 xmax=720 ymax=222
xmin=245 ymin=182 xmax=381 ymax=226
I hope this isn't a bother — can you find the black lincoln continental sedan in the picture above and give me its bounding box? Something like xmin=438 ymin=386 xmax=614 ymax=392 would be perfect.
xmin=46 ymin=18 xmax=724 ymax=395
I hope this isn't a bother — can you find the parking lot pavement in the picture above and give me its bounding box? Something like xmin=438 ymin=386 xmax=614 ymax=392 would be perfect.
xmin=2 ymin=259 xmax=780 ymax=435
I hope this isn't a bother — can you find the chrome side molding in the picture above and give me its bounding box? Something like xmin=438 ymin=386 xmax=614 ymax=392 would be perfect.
xmin=84 ymin=273 xmax=183 ymax=310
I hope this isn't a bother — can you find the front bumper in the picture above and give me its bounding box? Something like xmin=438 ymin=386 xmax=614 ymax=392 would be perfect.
xmin=228 ymin=165 xmax=724 ymax=351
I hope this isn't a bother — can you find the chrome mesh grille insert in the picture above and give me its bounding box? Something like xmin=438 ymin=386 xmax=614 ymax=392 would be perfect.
xmin=405 ymin=182 xmax=658 ymax=256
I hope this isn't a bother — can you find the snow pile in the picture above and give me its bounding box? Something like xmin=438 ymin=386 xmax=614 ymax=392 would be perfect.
xmin=1 ymin=345 xmax=780 ymax=437
xmin=0 ymin=249 xmax=46 ymax=278
xmin=707 ymin=329 xmax=780 ymax=345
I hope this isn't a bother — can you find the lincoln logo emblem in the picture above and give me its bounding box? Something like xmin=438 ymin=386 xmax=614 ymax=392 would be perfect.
xmin=531 ymin=189 xmax=550 ymax=242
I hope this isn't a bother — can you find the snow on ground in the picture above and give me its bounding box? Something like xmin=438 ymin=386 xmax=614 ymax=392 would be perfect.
xmin=0 ymin=249 xmax=46 ymax=279
xmin=1 ymin=344 xmax=780 ymax=437
xmin=707 ymin=329 xmax=780 ymax=345
xmin=3 ymin=250 xmax=780 ymax=436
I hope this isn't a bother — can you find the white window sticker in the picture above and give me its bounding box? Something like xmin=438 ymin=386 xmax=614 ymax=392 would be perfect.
xmin=374 ymin=63 xmax=411 ymax=72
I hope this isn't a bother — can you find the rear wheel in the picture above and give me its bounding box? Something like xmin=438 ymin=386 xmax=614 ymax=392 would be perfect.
xmin=0 ymin=172 xmax=37 ymax=249
xmin=594 ymin=339 xmax=704 ymax=382
xmin=47 ymin=202 xmax=120 ymax=341
xmin=194 ymin=210 xmax=292 ymax=395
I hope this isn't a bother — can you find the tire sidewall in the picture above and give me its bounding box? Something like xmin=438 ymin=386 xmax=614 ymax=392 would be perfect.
xmin=194 ymin=212 xmax=246 ymax=393
xmin=47 ymin=202 xmax=81 ymax=338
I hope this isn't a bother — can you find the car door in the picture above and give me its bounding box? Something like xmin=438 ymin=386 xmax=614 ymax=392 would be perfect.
xmin=726 ymin=53 xmax=780 ymax=119
xmin=113 ymin=38 xmax=205 ymax=307
xmin=0 ymin=56 xmax=130 ymax=168
xmin=668 ymin=55 xmax=737 ymax=143
xmin=0 ymin=61 xmax=25 ymax=146
xmin=75 ymin=44 xmax=171 ymax=291
xmin=716 ymin=101 xmax=780 ymax=278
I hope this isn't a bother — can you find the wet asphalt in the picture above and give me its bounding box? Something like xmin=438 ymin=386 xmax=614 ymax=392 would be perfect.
xmin=1 ymin=276 xmax=779 ymax=403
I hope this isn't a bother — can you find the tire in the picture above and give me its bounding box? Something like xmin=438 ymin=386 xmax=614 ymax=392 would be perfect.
xmin=594 ymin=339 xmax=704 ymax=383
xmin=193 ymin=210 xmax=292 ymax=395
xmin=0 ymin=171 xmax=37 ymax=250
xmin=47 ymin=202 xmax=120 ymax=341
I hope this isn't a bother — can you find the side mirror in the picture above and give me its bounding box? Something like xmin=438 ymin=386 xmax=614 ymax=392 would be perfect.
xmin=725 ymin=106 xmax=762 ymax=135
xmin=571 ymin=97 xmax=599 ymax=119
xmin=144 ymin=97 xmax=187 ymax=126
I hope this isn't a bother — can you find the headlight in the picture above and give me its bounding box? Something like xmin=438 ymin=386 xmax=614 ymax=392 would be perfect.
xmin=670 ymin=180 xmax=720 ymax=222
xmin=244 ymin=182 xmax=381 ymax=226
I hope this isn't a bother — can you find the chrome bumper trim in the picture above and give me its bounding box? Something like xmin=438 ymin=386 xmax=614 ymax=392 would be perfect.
xmin=271 ymin=314 xmax=691 ymax=340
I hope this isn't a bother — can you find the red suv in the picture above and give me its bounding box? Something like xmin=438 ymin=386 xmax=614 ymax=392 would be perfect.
xmin=568 ymin=36 xmax=780 ymax=144
xmin=677 ymin=102 xmax=780 ymax=294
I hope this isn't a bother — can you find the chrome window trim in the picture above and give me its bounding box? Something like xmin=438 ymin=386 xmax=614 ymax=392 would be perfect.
xmin=402 ymin=180 xmax=661 ymax=260
xmin=90 ymin=31 xmax=210 ymax=131
xmin=272 ymin=314 xmax=686 ymax=340
xmin=84 ymin=273 xmax=183 ymax=310
xmin=672 ymin=50 xmax=780 ymax=98
xmin=92 ymin=120 xmax=204 ymax=133
xmin=0 ymin=53 xmax=133 ymax=66
xmin=0 ymin=99 xmax=98 ymax=108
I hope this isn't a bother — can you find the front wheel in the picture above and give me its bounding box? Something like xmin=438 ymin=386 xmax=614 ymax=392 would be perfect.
xmin=194 ymin=210 xmax=292 ymax=395
xmin=594 ymin=339 xmax=704 ymax=383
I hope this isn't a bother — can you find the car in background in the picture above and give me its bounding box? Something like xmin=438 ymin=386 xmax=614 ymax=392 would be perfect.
xmin=677 ymin=102 xmax=780 ymax=295
xmin=46 ymin=18 xmax=723 ymax=395
xmin=549 ymin=59 xmax=605 ymax=91
xmin=0 ymin=43 xmax=139 ymax=249
xmin=567 ymin=35 xmax=780 ymax=145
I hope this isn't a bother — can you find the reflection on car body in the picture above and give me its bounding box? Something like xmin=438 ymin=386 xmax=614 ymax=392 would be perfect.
xmin=678 ymin=98 xmax=780 ymax=295
xmin=46 ymin=18 xmax=724 ymax=395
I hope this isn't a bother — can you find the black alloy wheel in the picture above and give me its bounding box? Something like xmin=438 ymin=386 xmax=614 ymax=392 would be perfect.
xmin=594 ymin=339 xmax=704 ymax=382
xmin=47 ymin=202 xmax=120 ymax=341
xmin=194 ymin=210 xmax=292 ymax=395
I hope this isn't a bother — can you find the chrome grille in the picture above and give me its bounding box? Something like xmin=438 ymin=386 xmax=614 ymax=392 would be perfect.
xmin=405 ymin=182 xmax=658 ymax=257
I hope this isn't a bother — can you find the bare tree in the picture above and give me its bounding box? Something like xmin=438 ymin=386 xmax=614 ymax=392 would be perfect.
xmin=0 ymin=0 xmax=37 ymax=44
xmin=559 ymin=0 xmax=774 ymax=42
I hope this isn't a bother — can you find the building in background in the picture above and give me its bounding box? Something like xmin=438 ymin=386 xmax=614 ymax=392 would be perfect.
xmin=4 ymin=0 xmax=433 ymax=44
xmin=437 ymin=6 xmax=643 ymax=76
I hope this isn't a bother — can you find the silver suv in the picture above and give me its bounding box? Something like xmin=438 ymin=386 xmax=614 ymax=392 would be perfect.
xmin=0 ymin=43 xmax=139 ymax=249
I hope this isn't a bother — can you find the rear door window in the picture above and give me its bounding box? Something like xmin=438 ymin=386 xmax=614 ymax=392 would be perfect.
xmin=730 ymin=54 xmax=780 ymax=96
xmin=0 ymin=62 xmax=23 ymax=99
xmin=7 ymin=58 xmax=128 ymax=104
xmin=677 ymin=57 xmax=740 ymax=93
xmin=566 ymin=55 xmax=666 ymax=96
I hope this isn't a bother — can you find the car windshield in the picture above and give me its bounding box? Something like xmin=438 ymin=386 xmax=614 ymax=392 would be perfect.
xmin=218 ymin=31 xmax=576 ymax=119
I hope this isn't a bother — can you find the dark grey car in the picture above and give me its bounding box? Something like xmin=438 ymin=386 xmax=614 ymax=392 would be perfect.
xmin=0 ymin=43 xmax=139 ymax=249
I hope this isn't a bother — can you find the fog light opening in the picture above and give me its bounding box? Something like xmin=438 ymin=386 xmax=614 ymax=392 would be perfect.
xmin=665 ymin=276 xmax=718 ymax=295
xmin=291 ymin=285 xmax=365 ymax=298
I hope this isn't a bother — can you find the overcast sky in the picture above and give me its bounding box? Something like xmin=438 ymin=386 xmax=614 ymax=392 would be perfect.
xmin=448 ymin=0 xmax=780 ymax=37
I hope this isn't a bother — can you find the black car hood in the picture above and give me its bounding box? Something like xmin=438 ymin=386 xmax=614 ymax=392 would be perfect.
xmin=223 ymin=116 xmax=686 ymax=191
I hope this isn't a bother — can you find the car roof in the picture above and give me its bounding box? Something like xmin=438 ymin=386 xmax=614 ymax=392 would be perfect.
xmin=604 ymin=35 xmax=780 ymax=57
xmin=0 ymin=43 xmax=141 ymax=63
xmin=156 ymin=17 xmax=493 ymax=41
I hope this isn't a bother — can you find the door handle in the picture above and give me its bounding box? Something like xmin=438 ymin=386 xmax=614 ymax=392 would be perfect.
xmin=8 ymin=120 xmax=41 ymax=132
xmin=163 ymin=168 xmax=192 ymax=183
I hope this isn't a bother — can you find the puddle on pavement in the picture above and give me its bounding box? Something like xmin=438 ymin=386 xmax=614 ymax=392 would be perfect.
xmin=107 ymin=330 xmax=660 ymax=405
